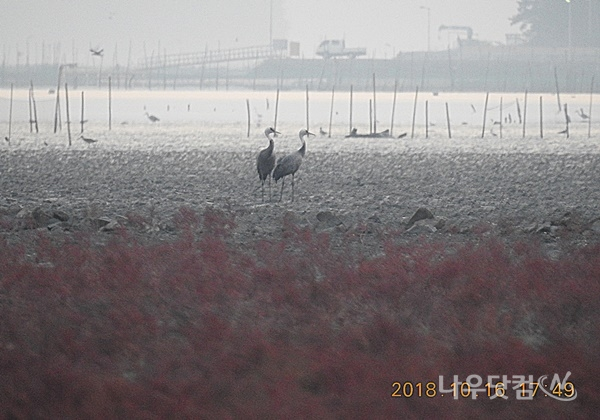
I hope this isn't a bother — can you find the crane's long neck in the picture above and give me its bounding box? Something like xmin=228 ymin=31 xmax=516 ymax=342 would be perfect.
xmin=298 ymin=139 xmax=306 ymax=157
xmin=297 ymin=132 xmax=308 ymax=156
xmin=266 ymin=138 xmax=274 ymax=155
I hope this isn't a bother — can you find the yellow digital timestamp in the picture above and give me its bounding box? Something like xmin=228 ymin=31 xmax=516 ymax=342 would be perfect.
xmin=391 ymin=379 xmax=577 ymax=400
xmin=391 ymin=381 xmax=508 ymax=398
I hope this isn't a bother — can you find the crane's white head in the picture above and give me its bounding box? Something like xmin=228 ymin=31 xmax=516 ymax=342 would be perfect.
xmin=299 ymin=129 xmax=314 ymax=139
xmin=265 ymin=127 xmax=280 ymax=138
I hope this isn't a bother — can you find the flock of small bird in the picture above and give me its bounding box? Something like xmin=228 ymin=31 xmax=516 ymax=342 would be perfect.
xmin=74 ymin=112 xmax=159 ymax=145
xmin=257 ymin=127 xmax=314 ymax=202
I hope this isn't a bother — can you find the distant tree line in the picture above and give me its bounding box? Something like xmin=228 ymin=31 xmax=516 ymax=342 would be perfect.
xmin=511 ymin=0 xmax=600 ymax=48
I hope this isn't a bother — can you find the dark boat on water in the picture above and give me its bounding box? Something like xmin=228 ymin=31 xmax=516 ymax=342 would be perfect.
xmin=345 ymin=128 xmax=394 ymax=138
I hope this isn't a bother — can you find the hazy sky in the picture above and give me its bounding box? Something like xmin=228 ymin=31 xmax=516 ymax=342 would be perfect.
xmin=0 ymin=0 xmax=519 ymax=64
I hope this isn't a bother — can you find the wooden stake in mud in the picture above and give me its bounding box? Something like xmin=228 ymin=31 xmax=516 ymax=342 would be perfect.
xmin=481 ymin=91 xmax=489 ymax=138
xmin=28 ymin=83 xmax=34 ymax=133
xmin=390 ymin=79 xmax=398 ymax=136
xmin=65 ymin=83 xmax=72 ymax=146
xmin=349 ymin=84 xmax=353 ymax=134
xmin=108 ymin=76 xmax=112 ymax=130
xmin=554 ymin=66 xmax=562 ymax=112
xmin=278 ymin=65 xmax=284 ymax=92
xmin=372 ymin=73 xmax=377 ymax=134
xmin=516 ymin=98 xmax=522 ymax=124
xmin=305 ymin=84 xmax=310 ymax=132
xmin=522 ymin=90 xmax=528 ymax=139
xmin=369 ymin=99 xmax=373 ymax=134
xmin=53 ymin=67 xmax=62 ymax=133
xmin=425 ymin=100 xmax=429 ymax=139
xmin=588 ymin=76 xmax=594 ymax=138
xmin=273 ymin=88 xmax=280 ymax=133
xmin=411 ymin=85 xmax=419 ymax=138
xmin=246 ymin=99 xmax=251 ymax=138
xmin=445 ymin=102 xmax=452 ymax=139
xmin=80 ymin=91 xmax=85 ymax=133
xmin=31 ymin=82 xmax=39 ymax=134
xmin=539 ymin=96 xmax=543 ymax=139
xmin=328 ymin=85 xmax=335 ymax=138
xmin=499 ymin=97 xmax=503 ymax=138
xmin=7 ymin=83 xmax=13 ymax=142
xmin=564 ymin=103 xmax=570 ymax=138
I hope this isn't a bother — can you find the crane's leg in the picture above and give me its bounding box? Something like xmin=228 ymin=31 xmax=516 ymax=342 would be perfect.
xmin=279 ymin=178 xmax=285 ymax=202
xmin=268 ymin=176 xmax=272 ymax=202
xmin=291 ymin=174 xmax=295 ymax=202
xmin=261 ymin=180 xmax=265 ymax=202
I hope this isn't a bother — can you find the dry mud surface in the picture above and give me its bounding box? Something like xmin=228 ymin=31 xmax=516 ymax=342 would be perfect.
xmin=2 ymin=136 xmax=600 ymax=257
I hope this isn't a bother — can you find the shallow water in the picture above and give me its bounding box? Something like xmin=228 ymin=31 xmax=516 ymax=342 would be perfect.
xmin=0 ymin=89 xmax=598 ymax=156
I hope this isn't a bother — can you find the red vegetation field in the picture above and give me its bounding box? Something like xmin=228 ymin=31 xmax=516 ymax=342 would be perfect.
xmin=1 ymin=207 xmax=599 ymax=418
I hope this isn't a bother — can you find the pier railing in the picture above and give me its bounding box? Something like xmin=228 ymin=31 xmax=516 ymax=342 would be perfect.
xmin=136 ymin=45 xmax=282 ymax=71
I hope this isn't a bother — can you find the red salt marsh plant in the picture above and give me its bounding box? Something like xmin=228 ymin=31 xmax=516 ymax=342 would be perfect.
xmin=0 ymin=207 xmax=598 ymax=418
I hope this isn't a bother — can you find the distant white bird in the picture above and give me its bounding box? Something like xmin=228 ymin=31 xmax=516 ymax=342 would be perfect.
xmin=145 ymin=112 xmax=160 ymax=123
xmin=256 ymin=127 xmax=280 ymax=202
xmin=319 ymin=127 xmax=327 ymax=136
xmin=272 ymin=129 xmax=314 ymax=202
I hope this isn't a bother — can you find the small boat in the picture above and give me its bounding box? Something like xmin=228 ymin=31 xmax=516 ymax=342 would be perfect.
xmin=345 ymin=128 xmax=392 ymax=138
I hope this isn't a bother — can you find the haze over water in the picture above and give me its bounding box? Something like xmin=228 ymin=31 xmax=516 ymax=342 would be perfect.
xmin=1 ymin=1 xmax=518 ymax=63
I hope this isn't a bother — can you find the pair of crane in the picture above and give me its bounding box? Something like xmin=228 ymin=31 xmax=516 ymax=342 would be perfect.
xmin=257 ymin=127 xmax=314 ymax=202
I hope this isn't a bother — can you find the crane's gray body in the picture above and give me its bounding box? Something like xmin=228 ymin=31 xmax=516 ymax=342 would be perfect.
xmin=257 ymin=139 xmax=276 ymax=182
xmin=256 ymin=127 xmax=279 ymax=201
xmin=272 ymin=142 xmax=305 ymax=182
xmin=273 ymin=129 xmax=312 ymax=202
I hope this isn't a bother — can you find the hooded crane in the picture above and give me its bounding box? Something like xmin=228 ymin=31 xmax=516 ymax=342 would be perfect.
xmin=272 ymin=128 xmax=314 ymax=202
xmin=256 ymin=127 xmax=280 ymax=202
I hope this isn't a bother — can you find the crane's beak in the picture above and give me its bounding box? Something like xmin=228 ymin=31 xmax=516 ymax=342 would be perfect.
xmin=274 ymin=130 xmax=281 ymax=135
xmin=307 ymin=131 xmax=315 ymax=137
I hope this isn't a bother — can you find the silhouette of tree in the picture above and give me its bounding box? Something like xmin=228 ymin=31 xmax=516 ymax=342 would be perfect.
xmin=511 ymin=0 xmax=600 ymax=48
